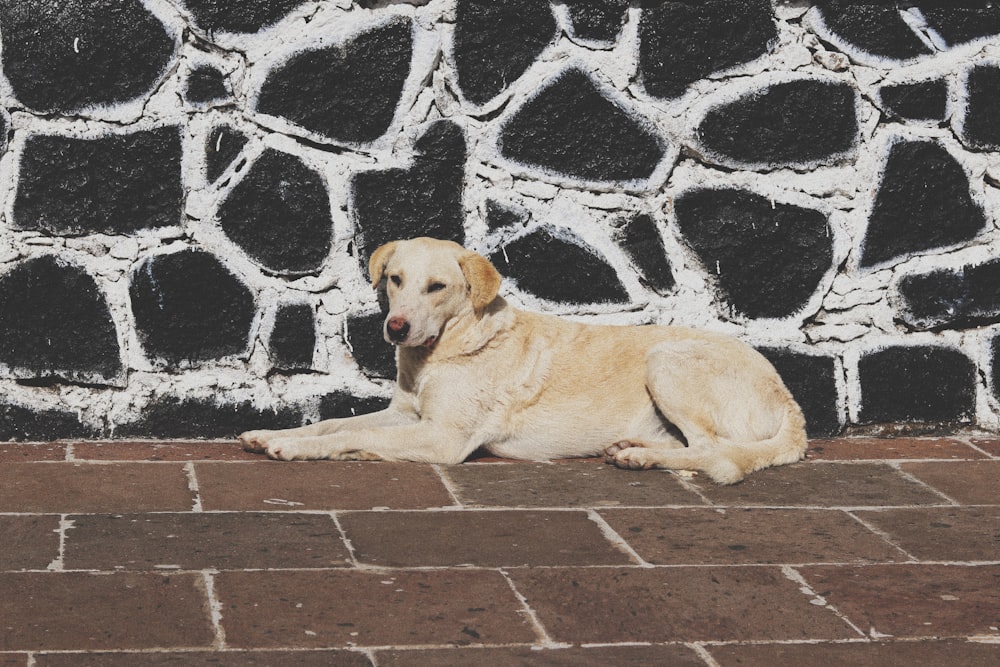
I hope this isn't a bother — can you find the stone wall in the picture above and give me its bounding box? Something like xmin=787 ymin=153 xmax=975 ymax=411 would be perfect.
xmin=2 ymin=0 xmax=1000 ymax=441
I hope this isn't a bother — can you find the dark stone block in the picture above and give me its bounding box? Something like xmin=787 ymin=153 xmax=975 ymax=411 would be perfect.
xmin=130 ymin=250 xmax=255 ymax=365
xmin=345 ymin=311 xmax=396 ymax=380
xmin=498 ymin=67 xmax=667 ymax=184
xmin=0 ymin=0 xmax=176 ymax=113
xmin=675 ymin=188 xmax=832 ymax=319
xmin=269 ymin=303 xmax=316 ymax=371
xmin=857 ymin=346 xmax=975 ymax=424
xmin=352 ymin=120 xmax=466 ymax=269
xmin=485 ymin=199 xmax=529 ymax=233
xmin=182 ymin=0 xmax=306 ymax=34
xmin=812 ymin=1 xmax=932 ymax=61
xmin=116 ymin=396 xmax=302 ymax=439
xmin=860 ymin=140 xmax=986 ymax=268
xmin=613 ymin=213 xmax=675 ymax=295
xmin=14 ymin=127 xmax=183 ymax=235
xmin=185 ymin=65 xmax=227 ymax=104
xmin=696 ymin=79 xmax=858 ymax=168
xmin=879 ymin=79 xmax=948 ymax=122
xmin=319 ymin=392 xmax=392 ymax=420
xmin=0 ymin=256 xmax=122 ymax=384
xmin=961 ymin=66 xmax=1000 ymax=150
xmin=453 ymin=0 xmax=557 ymax=106
xmin=205 ymin=125 xmax=249 ymax=183
xmin=921 ymin=5 xmax=1000 ymax=48
xmin=0 ymin=401 xmax=101 ymax=441
xmin=563 ymin=0 xmax=629 ymax=45
xmin=490 ymin=227 xmax=629 ymax=305
xmin=991 ymin=336 xmax=1000 ymax=403
xmin=256 ymin=18 xmax=412 ymax=144
xmin=757 ymin=349 xmax=842 ymax=438
xmin=896 ymin=259 xmax=1000 ymax=331
xmin=639 ymin=0 xmax=776 ymax=100
xmin=218 ymin=148 xmax=332 ymax=275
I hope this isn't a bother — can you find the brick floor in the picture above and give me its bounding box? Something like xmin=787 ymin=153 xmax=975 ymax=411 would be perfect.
xmin=0 ymin=436 xmax=997 ymax=665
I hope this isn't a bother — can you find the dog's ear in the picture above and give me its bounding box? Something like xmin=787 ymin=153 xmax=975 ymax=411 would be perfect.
xmin=459 ymin=251 xmax=502 ymax=312
xmin=368 ymin=241 xmax=399 ymax=290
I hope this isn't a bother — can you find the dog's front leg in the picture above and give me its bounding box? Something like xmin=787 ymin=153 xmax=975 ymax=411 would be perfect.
xmin=240 ymin=407 xmax=415 ymax=453
xmin=262 ymin=423 xmax=474 ymax=465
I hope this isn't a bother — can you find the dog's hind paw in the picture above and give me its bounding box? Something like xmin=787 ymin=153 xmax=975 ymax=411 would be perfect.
xmin=604 ymin=441 xmax=656 ymax=470
xmin=239 ymin=430 xmax=272 ymax=453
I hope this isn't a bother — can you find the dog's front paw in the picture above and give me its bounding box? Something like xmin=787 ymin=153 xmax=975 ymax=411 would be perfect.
xmin=239 ymin=430 xmax=273 ymax=453
xmin=264 ymin=438 xmax=309 ymax=461
xmin=604 ymin=441 xmax=656 ymax=470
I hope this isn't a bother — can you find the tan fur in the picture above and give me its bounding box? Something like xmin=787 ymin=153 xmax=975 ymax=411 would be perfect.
xmin=241 ymin=237 xmax=808 ymax=484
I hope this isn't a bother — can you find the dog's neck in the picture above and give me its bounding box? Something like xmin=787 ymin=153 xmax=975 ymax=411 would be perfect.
xmin=397 ymin=296 xmax=514 ymax=368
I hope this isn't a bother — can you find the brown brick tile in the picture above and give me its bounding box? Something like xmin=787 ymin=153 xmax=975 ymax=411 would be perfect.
xmin=507 ymin=566 xmax=857 ymax=643
xmin=216 ymin=569 xmax=535 ymax=649
xmin=969 ymin=436 xmax=1000 ymax=456
xmin=0 ymin=444 xmax=66 ymax=462
xmin=195 ymin=461 xmax=454 ymax=511
xmin=0 ymin=572 xmax=214 ymax=651
xmin=599 ymin=508 xmax=904 ymax=565
xmin=799 ymin=564 xmax=1000 ymax=638
xmin=339 ymin=509 xmax=633 ymax=567
xmin=34 ymin=650 xmax=372 ymax=666
xmin=0 ymin=655 xmax=28 ymax=667
xmin=65 ymin=513 xmax=351 ymax=571
xmin=0 ymin=515 xmax=60 ymax=571
xmin=899 ymin=461 xmax=1000 ymax=505
xmin=0 ymin=463 xmax=194 ymax=513
xmin=708 ymin=639 xmax=1000 ymax=666
xmin=690 ymin=462 xmax=945 ymax=507
xmin=377 ymin=644 xmax=706 ymax=666
xmin=853 ymin=506 xmax=1000 ymax=562
xmin=807 ymin=437 xmax=984 ymax=461
xmin=73 ymin=440 xmax=257 ymax=461
xmin=443 ymin=460 xmax=703 ymax=507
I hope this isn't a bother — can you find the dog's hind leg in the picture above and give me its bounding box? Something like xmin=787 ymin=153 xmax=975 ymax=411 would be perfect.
xmin=604 ymin=340 xmax=807 ymax=484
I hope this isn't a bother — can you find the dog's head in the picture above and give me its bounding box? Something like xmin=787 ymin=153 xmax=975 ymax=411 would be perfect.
xmin=369 ymin=238 xmax=502 ymax=348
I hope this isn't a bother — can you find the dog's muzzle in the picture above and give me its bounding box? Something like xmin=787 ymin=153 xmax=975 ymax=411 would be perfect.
xmin=386 ymin=316 xmax=410 ymax=344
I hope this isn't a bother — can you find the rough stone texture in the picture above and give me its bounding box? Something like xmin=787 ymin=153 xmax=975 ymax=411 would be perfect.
xmin=960 ymin=65 xmax=1000 ymax=150
xmin=452 ymin=0 xmax=557 ymax=106
xmin=498 ymin=67 xmax=667 ymax=184
xmin=130 ymin=250 xmax=255 ymax=366
xmin=256 ymin=18 xmax=413 ymax=144
xmin=857 ymin=346 xmax=976 ymax=425
xmin=922 ymin=5 xmax=1000 ymax=48
xmin=896 ymin=259 xmax=1000 ymax=331
xmin=811 ymin=1 xmax=932 ymax=61
xmin=675 ymin=188 xmax=832 ymax=319
xmin=0 ymin=257 xmax=121 ymax=384
xmin=860 ymin=140 xmax=986 ymax=268
xmin=696 ymin=78 xmax=857 ymax=168
xmin=758 ymin=349 xmax=841 ymax=438
xmin=6 ymin=1 xmax=1000 ymax=439
xmin=351 ymin=120 xmax=466 ymax=268
xmin=490 ymin=227 xmax=629 ymax=305
xmin=0 ymin=0 xmax=175 ymax=113
xmin=181 ymin=0 xmax=306 ymax=34
xmin=639 ymin=0 xmax=777 ymax=100
xmin=14 ymin=127 xmax=183 ymax=235
xmin=268 ymin=304 xmax=316 ymax=371
xmin=115 ymin=397 xmax=302 ymax=439
xmin=185 ymin=65 xmax=227 ymax=104
xmin=217 ymin=148 xmax=332 ymax=275
xmin=613 ymin=213 xmax=675 ymax=295
xmin=880 ymin=79 xmax=948 ymax=122
xmin=563 ymin=0 xmax=628 ymax=45
xmin=205 ymin=125 xmax=249 ymax=183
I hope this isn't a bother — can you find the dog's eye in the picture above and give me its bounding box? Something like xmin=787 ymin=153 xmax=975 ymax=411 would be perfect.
xmin=389 ymin=275 xmax=402 ymax=287
xmin=427 ymin=282 xmax=446 ymax=293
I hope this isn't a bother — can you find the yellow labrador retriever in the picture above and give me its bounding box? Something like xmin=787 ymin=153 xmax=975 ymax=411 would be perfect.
xmin=241 ymin=237 xmax=807 ymax=484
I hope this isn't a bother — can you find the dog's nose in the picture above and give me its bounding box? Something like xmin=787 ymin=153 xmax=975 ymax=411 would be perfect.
xmin=386 ymin=316 xmax=410 ymax=342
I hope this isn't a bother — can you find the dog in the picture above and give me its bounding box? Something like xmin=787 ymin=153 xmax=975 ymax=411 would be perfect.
xmin=240 ymin=237 xmax=808 ymax=484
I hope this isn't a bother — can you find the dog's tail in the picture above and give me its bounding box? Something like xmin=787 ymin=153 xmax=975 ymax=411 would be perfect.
xmin=652 ymin=405 xmax=808 ymax=485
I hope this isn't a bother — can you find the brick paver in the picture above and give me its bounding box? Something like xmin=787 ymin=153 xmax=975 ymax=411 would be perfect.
xmin=0 ymin=436 xmax=997 ymax=664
